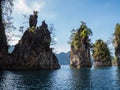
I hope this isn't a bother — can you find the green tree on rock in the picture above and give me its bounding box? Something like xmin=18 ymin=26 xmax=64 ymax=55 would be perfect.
xmin=113 ymin=23 xmax=120 ymax=45
xmin=69 ymin=21 xmax=92 ymax=68
xmin=92 ymin=39 xmax=112 ymax=66
xmin=70 ymin=21 xmax=92 ymax=50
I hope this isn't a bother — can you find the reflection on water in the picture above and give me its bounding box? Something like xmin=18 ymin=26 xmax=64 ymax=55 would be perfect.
xmin=0 ymin=66 xmax=120 ymax=90
xmin=69 ymin=68 xmax=92 ymax=90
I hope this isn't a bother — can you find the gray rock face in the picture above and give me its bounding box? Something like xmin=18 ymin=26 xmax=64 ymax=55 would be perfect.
xmin=0 ymin=22 xmax=60 ymax=70
xmin=70 ymin=22 xmax=92 ymax=68
xmin=70 ymin=48 xmax=92 ymax=68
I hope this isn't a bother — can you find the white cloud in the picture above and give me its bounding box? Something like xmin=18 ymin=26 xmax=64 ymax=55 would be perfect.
xmin=32 ymin=2 xmax=44 ymax=11
xmin=13 ymin=0 xmax=45 ymax=14
xmin=10 ymin=0 xmax=57 ymax=45
xmin=14 ymin=0 xmax=31 ymax=14
xmin=13 ymin=0 xmax=57 ymax=21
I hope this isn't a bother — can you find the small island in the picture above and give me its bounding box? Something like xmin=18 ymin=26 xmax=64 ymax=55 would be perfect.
xmin=92 ymin=39 xmax=112 ymax=67
xmin=69 ymin=22 xmax=92 ymax=68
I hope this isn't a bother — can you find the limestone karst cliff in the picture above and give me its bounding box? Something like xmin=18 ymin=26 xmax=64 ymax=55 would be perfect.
xmin=70 ymin=22 xmax=92 ymax=68
xmin=0 ymin=3 xmax=60 ymax=69
xmin=0 ymin=21 xmax=60 ymax=70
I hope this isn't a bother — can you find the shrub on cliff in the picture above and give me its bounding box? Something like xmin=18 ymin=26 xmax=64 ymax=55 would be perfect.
xmin=69 ymin=21 xmax=92 ymax=50
xmin=92 ymin=39 xmax=111 ymax=62
xmin=69 ymin=21 xmax=92 ymax=68
xmin=113 ymin=23 xmax=120 ymax=45
xmin=113 ymin=23 xmax=120 ymax=66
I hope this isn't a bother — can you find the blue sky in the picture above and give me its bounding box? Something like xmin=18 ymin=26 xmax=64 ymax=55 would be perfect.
xmin=10 ymin=0 xmax=120 ymax=53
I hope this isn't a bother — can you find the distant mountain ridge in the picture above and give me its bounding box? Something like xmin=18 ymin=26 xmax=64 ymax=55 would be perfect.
xmin=55 ymin=52 xmax=70 ymax=65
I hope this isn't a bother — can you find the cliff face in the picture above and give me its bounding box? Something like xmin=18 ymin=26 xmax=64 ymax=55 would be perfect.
xmin=70 ymin=48 xmax=91 ymax=68
xmin=0 ymin=22 xmax=60 ymax=70
xmin=70 ymin=22 xmax=92 ymax=68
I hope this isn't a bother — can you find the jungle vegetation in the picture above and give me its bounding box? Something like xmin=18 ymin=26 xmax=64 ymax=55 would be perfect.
xmin=92 ymin=39 xmax=111 ymax=62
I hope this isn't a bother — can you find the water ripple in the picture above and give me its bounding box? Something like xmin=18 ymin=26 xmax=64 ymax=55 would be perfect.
xmin=0 ymin=66 xmax=120 ymax=90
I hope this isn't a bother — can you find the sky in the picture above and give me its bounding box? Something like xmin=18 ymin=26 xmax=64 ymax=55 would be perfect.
xmin=9 ymin=0 xmax=120 ymax=53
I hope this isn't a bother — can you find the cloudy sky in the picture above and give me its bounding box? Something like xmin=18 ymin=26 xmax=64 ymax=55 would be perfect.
xmin=10 ymin=0 xmax=120 ymax=53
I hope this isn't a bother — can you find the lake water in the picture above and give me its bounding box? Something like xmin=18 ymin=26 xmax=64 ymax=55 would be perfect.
xmin=0 ymin=65 xmax=120 ymax=90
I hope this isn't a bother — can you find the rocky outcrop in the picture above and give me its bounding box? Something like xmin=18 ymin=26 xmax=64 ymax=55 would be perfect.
xmin=70 ymin=48 xmax=92 ymax=68
xmin=92 ymin=39 xmax=112 ymax=67
xmin=0 ymin=21 xmax=60 ymax=70
xmin=70 ymin=22 xmax=92 ymax=68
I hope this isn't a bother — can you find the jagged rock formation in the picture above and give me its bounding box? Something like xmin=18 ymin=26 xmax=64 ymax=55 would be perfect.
xmin=29 ymin=11 xmax=38 ymax=28
xmin=0 ymin=1 xmax=60 ymax=70
xmin=70 ymin=22 xmax=92 ymax=68
xmin=113 ymin=23 xmax=120 ymax=66
xmin=92 ymin=39 xmax=112 ymax=67
xmin=0 ymin=21 xmax=60 ymax=70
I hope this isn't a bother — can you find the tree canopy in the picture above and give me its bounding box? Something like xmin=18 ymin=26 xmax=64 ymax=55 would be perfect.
xmin=92 ymin=39 xmax=111 ymax=62
xmin=113 ymin=23 xmax=120 ymax=46
xmin=69 ymin=21 xmax=92 ymax=49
